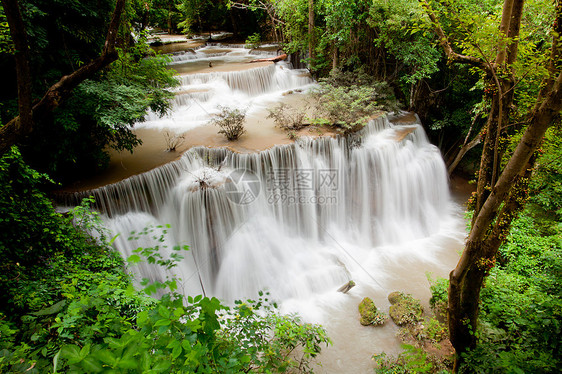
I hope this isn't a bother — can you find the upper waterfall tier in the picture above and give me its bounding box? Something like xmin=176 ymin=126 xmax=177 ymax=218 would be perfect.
xmin=139 ymin=46 xmax=314 ymax=131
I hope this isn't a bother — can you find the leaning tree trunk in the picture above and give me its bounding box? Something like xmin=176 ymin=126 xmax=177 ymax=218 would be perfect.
xmin=420 ymin=0 xmax=562 ymax=371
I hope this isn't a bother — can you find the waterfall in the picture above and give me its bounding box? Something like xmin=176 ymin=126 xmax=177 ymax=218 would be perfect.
xmin=67 ymin=116 xmax=451 ymax=303
xmin=139 ymin=51 xmax=314 ymax=131
xmin=175 ymin=63 xmax=313 ymax=96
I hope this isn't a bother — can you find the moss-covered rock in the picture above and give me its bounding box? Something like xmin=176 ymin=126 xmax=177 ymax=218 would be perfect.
xmin=388 ymin=291 xmax=405 ymax=305
xmin=358 ymin=297 xmax=387 ymax=326
xmin=387 ymin=292 xmax=424 ymax=326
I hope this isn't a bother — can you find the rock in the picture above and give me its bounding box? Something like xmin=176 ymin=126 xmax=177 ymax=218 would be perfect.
xmin=358 ymin=297 xmax=387 ymax=326
xmin=387 ymin=292 xmax=424 ymax=326
xmin=388 ymin=291 xmax=404 ymax=305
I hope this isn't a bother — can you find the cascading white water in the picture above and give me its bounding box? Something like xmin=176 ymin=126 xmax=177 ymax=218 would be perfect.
xmin=61 ymin=44 xmax=467 ymax=371
xmin=140 ymin=45 xmax=315 ymax=130
xmin=68 ymin=116 xmax=453 ymax=306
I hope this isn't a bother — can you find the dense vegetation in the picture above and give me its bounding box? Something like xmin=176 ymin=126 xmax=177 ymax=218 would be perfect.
xmin=427 ymin=131 xmax=562 ymax=372
xmin=0 ymin=149 xmax=331 ymax=372
xmin=1 ymin=0 xmax=561 ymax=373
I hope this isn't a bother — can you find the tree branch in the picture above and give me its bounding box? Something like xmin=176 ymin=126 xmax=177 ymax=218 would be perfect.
xmin=0 ymin=0 xmax=127 ymax=155
xmin=419 ymin=0 xmax=488 ymax=71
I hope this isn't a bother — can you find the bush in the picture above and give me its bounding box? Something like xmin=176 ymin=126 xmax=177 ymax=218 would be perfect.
xmin=427 ymin=273 xmax=449 ymax=318
xmin=211 ymin=106 xmax=247 ymax=140
xmin=267 ymin=103 xmax=308 ymax=131
xmin=310 ymin=70 xmax=399 ymax=133
xmin=245 ymin=32 xmax=262 ymax=49
xmin=163 ymin=130 xmax=186 ymax=152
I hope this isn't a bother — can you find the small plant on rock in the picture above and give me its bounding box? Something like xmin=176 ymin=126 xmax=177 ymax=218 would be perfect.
xmin=211 ymin=106 xmax=247 ymax=141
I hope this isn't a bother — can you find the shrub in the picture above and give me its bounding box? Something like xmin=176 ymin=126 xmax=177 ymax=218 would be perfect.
xmin=245 ymin=32 xmax=262 ymax=49
xmin=267 ymin=103 xmax=308 ymax=131
xmin=163 ymin=130 xmax=186 ymax=152
xmin=309 ymin=70 xmax=399 ymax=134
xmin=211 ymin=106 xmax=247 ymax=141
xmin=427 ymin=273 xmax=449 ymax=318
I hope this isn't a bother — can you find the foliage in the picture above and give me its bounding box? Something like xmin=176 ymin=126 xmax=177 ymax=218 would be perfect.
xmin=0 ymin=148 xmax=150 ymax=372
xmin=178 ymin=0 xmax=231 ymax=34
xmin=373 ymin=344 xmax=446 ymax=374
xmin=55 ymin=289 xmax=330 ymax=373
xmin=459 ymin=212 xmax=562 ymax=373
xmin=0 ymin=6 xmax=13 ymax=55
xmin=21 ymin=34 xmax=177 ymax=181
xmin=267 ymin=103 xmax=308 ymax=131
xmin=245 ymin=32 xmax=262 ymax=49
xmin=310 ymin=70 xmax=398 ymax=133
xmin=528 ymin=127 xmax=562 ymax=223
xmin=369 ymin=0 xmax=440 ymax=85
xmin=427 ymin=273 xmax=449 ymax=318
xmin=211 ymin=106 xmax=247 ymax=140
xmin=422 ymin=317 xmax=448 ymax=343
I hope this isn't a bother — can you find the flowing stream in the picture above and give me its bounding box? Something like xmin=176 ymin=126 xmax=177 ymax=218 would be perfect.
xmin=66 ymin=44 xmax=466 ymax=373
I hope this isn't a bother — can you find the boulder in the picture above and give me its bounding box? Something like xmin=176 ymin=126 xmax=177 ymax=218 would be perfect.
xmin=388 ymin=291 xmax=405 ymax=305
xmin=387 ymin=292 xmax=424 ymax=326
xmin=358 ymin=297 xmax=387 ymax=326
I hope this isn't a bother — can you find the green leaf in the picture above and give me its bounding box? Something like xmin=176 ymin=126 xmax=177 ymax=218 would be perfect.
xmin=80 ymin=356 xmax=104 ymax=373
xmin=137 ymin=310 xmax=148 ymax=324
xmin=60 ymin=344 xmax=81 ymax=362
xmin=154 ymin=318 xmax=171 ymax=327
xmin=31 ymin=300 xmax=66 ymax=316
xmin=158 ymin=304 xmax=171 ymax=319
xmin=152 ymin=360 xmax=172 ymax=372
xmin=95 ymin=349 xmax=117 ymax=366
xmin=127 ymin=254 xmax=142 ymax=264
xmin=172 ymin=343 xmax=182 ymax=359
xmin=53 ymin=349 xmax=61 ymax=373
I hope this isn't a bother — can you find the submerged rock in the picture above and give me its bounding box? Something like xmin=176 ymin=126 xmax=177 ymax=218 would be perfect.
xmin=388 ymin=292 xmax=424 ymax=326
xmin=358 ymin=297 xmax=387 ymax=326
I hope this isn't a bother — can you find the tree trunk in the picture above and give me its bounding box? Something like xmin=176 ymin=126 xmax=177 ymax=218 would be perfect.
xmin=308 ymin=0 xmax=315 ymax=67
xmin=0 ymin=0 xmax=126 ymax=155
xmin=420 ymin=0 xmax=562 ymax=371
xmin=168 ymin=1 xmax=172 ymax=34
xmin=332 ymin=42 xmax=339 ymax=70
xmin=447 ymin=135 xmax=481 ymax=176
xmin=1 ymin=0 xmax=32 ymax=140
